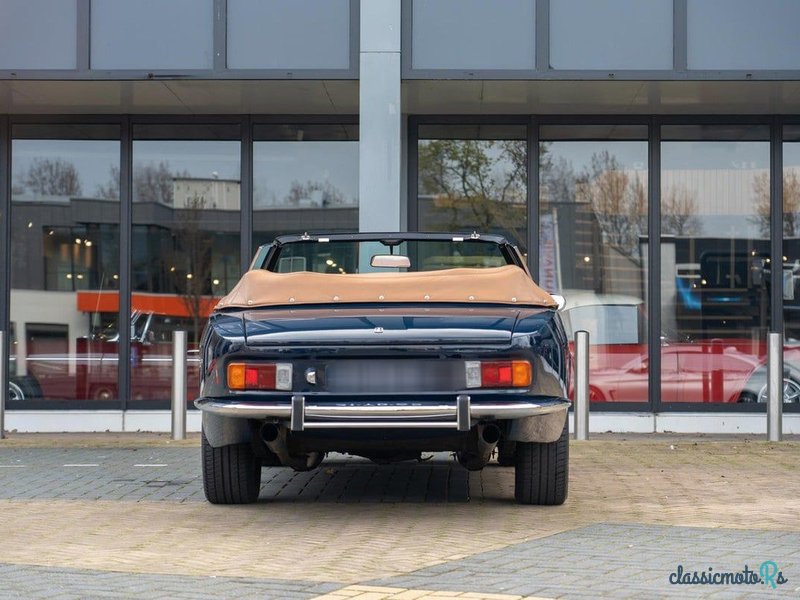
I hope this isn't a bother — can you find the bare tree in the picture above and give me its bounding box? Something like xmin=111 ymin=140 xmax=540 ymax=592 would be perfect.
xmin=135 ymin=162 xmax=188 ymax=205
xmin=97 ymin=162 xmax=191 ymax=205
xmin=417 ymin=139 xmax=527 ymax=247
xmin=752 ymin=170 xmax=800 ymax=237
xmin=577 ymin=150 xmax=647 ymax=256
xmin=286 ymin=179 xmax=351 ymax=207
xmin=170 ymin=194 xmax=215 ymax=344
xmin=662 ymin=184 xmax=703 ymax=236
xmin=95 ymin=165 xmax=120 ymax=200
xmin=22 ymin=158 xmax=82 ymax=196
xmin=541 ymin=155 xmax=576 ymax=207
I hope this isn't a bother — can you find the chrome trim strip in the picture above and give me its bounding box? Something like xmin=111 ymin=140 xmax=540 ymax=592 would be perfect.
xmin=194 ymin=398 xmax=570 ymax=424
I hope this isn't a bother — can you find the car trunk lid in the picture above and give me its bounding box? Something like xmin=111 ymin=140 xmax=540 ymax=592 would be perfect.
xmin=242 ymin=305 xmax=520 ymax=346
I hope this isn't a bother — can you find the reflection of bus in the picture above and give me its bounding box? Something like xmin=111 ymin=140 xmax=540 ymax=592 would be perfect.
xmin=8 ymin=289 xmax=214 ymax=403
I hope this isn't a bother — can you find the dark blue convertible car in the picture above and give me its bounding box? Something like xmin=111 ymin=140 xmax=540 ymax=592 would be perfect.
xmin=195 ymin=232 xmax=571 ymax=505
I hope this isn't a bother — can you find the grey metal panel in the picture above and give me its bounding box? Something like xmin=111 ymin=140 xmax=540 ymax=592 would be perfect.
xmin=0 ymin=0 xmax=360 ymax=81
xmin=535 ymin=0 xmax=550 ymax=71
xmin=227 ymin=0 xmax=351 ymax=70
xmin=771 ymin=121 xmax=783 ymax=334
xmin=359 ymin=52 xmax=402 ymax=232
xmin=3 ymin=68 xmax=800 ymax=82
xmin=401 ymin=67 xmax=800 ymax=81
xmin=401 ymin=0 xmax=413 ymax=78
xmin=361 ymin=0 xmax=400 ymax=53
xmin=0 ymin=0 xmax=78 ymax=70
xmin=77 ymin=0 xmax=90 ymax=71
xmin=213 ymin=0 xmax=227 ymax=71
xmin=90 ymin=0 xmax=214 ymax=70
xmin=550 ymin=0 xmax=672 ymax=70
xmin=688 ymin=0 xmax=800 ymax=70
xmin=411 ymin=0 xmax=535 ymax=71
xmin=349 ymin=0 xmax=361 ymax=75
xmin=673 ymin=0 xmax=687 ymax=71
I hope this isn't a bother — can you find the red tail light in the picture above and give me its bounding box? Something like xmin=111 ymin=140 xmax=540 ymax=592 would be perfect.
xmin=465 ymin=360 xmax=532 ymax=389
xmin=227 ymin=362 xmax=292 ymax=391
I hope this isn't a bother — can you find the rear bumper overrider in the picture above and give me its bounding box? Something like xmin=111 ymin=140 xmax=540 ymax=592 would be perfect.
xmin=195 ymin=394 xmax=570 ymax=443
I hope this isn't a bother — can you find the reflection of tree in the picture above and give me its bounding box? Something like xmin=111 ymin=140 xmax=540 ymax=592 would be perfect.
xmin=286 ymin=179 xmax=350 ymax=207
xmin=576 ymin=151 xmax=646 ymax=256
xmin=662 ymin=184 xmax=703 ymax=236
xmin=753 ymin=170 xmax=800 ymax=236
xmin=97 ymin=162 xmax=190 ymax=204
xmin=418 ymin=139 xmax=527 ymax=247
xmin=21 ymin=158 xmax=82 ymax=196
xmin=95 ymin=166 xmax=119 ymax=199
xmin=171 ymin=194 xmax=214 ymax=344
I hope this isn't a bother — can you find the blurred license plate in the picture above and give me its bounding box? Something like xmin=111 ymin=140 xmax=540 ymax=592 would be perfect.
xmin=326 ymin=360 xmax=463 ymax=393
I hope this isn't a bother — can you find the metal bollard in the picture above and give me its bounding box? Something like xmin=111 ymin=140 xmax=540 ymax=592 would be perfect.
xmin=0 ymin=330 xmax=5 ymax=440
xmin=767 ymin=331 xmax=783 ymax=442
xmin=574 ymin=330 xmax=589 ymax=440
xmin=171 ymin=330 xmax=187 ymax=441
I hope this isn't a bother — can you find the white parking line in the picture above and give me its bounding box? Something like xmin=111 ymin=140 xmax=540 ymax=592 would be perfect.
xmin=133 ymin=464 xmax=168 ymax=467
xmin=0 ymin=465 xmax=26 ymax=468
xmin=63 ymin=464 xmax=99 ymax=467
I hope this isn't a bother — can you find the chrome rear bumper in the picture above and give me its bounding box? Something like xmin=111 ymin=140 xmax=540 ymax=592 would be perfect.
xmin=194 ymin=395 xmax=570 ymax=432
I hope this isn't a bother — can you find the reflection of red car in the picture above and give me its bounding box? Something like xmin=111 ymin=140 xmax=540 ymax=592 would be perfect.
xmin=562 ymin=292 xmax=800 ymax=404
xmin=586 ymin=341 xmax=800 ymax=403
xmin=11 ymin=311 xmax=201 ymax=403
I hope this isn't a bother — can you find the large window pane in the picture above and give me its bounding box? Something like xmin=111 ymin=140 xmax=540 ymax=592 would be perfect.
xmin=540 ymin=127 xmax=649 ymax=404
xmin=131 ymin=131 xmax=240 ymax=404
xmin=418 ymin=124 xmax=527 ymax=251
xmin=550 ymin=0 xmax=672 ymax=70
xmin=0 ymin=0 xmax=77 ymax=69
xmin=227 ymin=0 xmax=350 ymax=69
xmin=91 ymin=0 xmax=213 ymax=70
xmin=688 ymin=0 xmax=800 ymax=70
xmin=10 ymin=128 xmax=120 ymax=405
xmin=661 ymin=125 xmax=770 ymax=404
xmin=253 ymin=124 xmax=359 ymax=250
xmin=412 ymin=0 xmax=535 ymax=70
xmin=782 ymin=127 xmax=800 ymax=404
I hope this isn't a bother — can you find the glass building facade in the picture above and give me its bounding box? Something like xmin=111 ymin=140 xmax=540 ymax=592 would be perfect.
xmin=2 ymin=0 xmax=799 ymax=429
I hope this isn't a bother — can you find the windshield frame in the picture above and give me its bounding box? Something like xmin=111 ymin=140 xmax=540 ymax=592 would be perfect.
xmin=252 ymin=232 xmax=526 ymax=274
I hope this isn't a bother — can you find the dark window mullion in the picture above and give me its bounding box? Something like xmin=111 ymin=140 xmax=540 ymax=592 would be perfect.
xmin=648 ymin=119 xmax=662 ymax=414
xmin=119 ymin=117 xmax=132 ymax=410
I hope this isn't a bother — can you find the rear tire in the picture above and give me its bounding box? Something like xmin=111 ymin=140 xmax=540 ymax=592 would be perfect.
xmin=514 ymin=419 xmax=569 ymax=505
xmin=496 ymin=439 xmax=516 ymax=466
xmin=201 ymin=429 xmax=262 ymax=504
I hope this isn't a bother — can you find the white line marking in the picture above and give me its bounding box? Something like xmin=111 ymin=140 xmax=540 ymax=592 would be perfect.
xmin=133 ymin=464 xmax=168 ymax=467
xmin=63 ymin=464 xmax=99 ymax=467
xmin=0 ymin=465 xmax=26 ymax=468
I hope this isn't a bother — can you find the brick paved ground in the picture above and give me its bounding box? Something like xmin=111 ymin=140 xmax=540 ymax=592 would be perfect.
xmin=0 ymin=435 xmax=798 ymax=599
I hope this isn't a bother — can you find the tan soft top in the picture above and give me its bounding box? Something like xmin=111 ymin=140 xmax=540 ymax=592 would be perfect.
xmin=215 ymin=265 xmax=556 ymax=310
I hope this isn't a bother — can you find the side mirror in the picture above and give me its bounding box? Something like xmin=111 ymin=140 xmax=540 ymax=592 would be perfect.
xmin=550 ymin=294 xmax=566 ymax=311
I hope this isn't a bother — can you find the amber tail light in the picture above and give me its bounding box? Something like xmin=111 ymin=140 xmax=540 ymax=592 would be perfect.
xmin=465 ymin=360 xmax=532 ymax=389
xmin=227 ymin=362 xmax=293 ymax=391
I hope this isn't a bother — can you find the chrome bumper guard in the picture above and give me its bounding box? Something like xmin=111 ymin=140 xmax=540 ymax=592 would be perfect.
xmin=194 ymin=395 xmax=570 ymax=432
